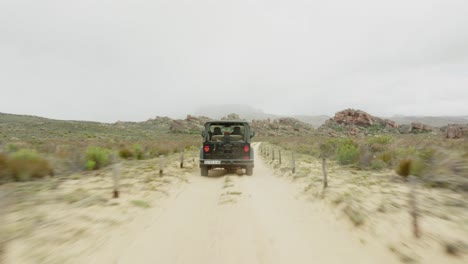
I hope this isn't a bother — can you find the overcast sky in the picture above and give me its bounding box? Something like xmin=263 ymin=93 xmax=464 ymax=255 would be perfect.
xmin=1 ymin=0 xmax=467 ymax=122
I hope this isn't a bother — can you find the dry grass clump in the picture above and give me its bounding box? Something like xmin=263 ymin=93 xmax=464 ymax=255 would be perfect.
xmin=0 ymin=150 xmax=53 ymax=182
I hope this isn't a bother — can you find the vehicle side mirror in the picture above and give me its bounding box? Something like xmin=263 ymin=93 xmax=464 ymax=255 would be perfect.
xmin=250 ymin=131 xmax=255 ymax=138
xmin=201 ymin=131 xmax=206 ymax=138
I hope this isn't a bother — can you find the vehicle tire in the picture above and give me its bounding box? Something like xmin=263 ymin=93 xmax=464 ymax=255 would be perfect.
xmin=246 ymin=167 xmax=253 ymax=176
xmin=201 ymin=166 xmax=209 ymax=176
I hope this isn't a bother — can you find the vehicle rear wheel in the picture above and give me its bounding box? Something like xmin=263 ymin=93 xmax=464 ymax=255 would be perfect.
xmin=201 ymin=166 xmax=208 ymax=176
xmin=246 ymin=167 xmax=253 ymax=176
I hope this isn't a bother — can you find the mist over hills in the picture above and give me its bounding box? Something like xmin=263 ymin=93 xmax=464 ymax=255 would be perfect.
xmin=195 ymin=104 xmax=329 ymax=127
xmin=388 ymin=115 xmax=468 ymax=127
xmin=195 ymin=104 xmax=468 ymax=128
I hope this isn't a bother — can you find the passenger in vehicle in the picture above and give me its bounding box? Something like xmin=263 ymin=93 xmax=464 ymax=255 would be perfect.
xmin=232 ymin=126 xmax=243 ymax=136
xmin=210 ymin=127 xmax=223 ymax=141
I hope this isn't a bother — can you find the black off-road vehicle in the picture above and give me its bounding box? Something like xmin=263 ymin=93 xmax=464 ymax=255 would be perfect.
xmin=199 ymin=121 xmax=255 ymax=176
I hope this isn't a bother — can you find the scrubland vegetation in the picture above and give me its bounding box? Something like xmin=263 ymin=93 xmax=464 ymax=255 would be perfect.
xmin=0 ymin=112 xmax=199 ymax=183
xmin=0 ymin=113 xmax=201 ymax=263
xmin=259 ymin=134 xmax=468 ymax=192
xmin=259 ymin=134 xmax=468 ymax=261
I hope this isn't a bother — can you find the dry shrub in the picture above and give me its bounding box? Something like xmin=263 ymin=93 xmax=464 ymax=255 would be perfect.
xmin=0 ymin=153 xmax=10 ymax=182
xmin=7 ymin=150 xmax=54 ymax=181
xmin=119 ymin=148 xmax=133 ymax=159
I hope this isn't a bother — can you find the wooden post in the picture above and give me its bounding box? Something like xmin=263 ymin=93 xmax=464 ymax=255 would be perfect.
xmin=409 ymin=177 xmax=420 ymax=238
xmin=159 ymin=155 xmax=165 ymax=176
xmin=291 ymin=152 xmax=296 ymax=174
xmin=322 ymin=157 xmax=328 ymax=189
xmin=180 ymin=151 xmax=184 ymax=168
xmin=397 ymin=159 xmax=421 ymax=238
xmin=0 ymin=191 xmax=8 ymax=264
xmin=272 ymin=148 xmax=275 ymax=161
xmin=112 ymin=162 xmax=120 ymax=198
xmin=279 ymin=150 xmax=282 ymax=164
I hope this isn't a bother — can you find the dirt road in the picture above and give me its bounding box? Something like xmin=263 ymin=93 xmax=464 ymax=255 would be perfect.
xmin=85 ymin=143 xmax=398 ymax=264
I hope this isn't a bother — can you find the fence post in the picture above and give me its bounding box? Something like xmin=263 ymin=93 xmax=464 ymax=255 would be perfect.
xmin=112 ymin=162 xmax=120 ymax=198
xmin=272 ymin=148 xmax=275 ymax=161
xmin=110 ymin=154 xmax=120 ymax=198
xmin=322 ymin=157 xmax=328 ymax=189
xmin=291 ymin=152 xmax=296 ymax=174
xmin=180 ymin=151 xmax=184 ymax=168
xmin=159 ymin=155 xmax=165 ymax=176
xmin=279 ymin=150 xmax=282 ymax=164
xmin=409 ymin=176 xmax=420 ymax=238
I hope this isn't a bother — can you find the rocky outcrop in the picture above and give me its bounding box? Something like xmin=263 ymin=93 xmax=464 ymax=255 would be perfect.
xmin=251 ymin=117 xmax=314 ymax=136
xmin=446 ymin=124 xmax=467 ymax=139
xmin=409 ymin=122 xmax=433 ymax=132
xmin=331 ymin=109 xmax=398 ymax=128
xmin=169 ymin=115 xmax=211 ymax=133
xmin=318 ymin=109 xmax=401 ymax=136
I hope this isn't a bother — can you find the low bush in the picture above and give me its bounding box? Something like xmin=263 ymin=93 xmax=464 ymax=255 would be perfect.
xmin=370 ymin=159 xmax=387 ymax=170
xmin=134 ymin=144 xmax=144 ymax=160
xmin=85 ymin=147 xmax=110 ymax=170
xmin=338 ymin=143 xmax=360 ymax=165
xmin=119 ymin=148 xmax=133 ymax=159
xmin=0 ymin=153 xmax=10 ymax=182
xmin=7 ymin=149 xmax=54 ymax=181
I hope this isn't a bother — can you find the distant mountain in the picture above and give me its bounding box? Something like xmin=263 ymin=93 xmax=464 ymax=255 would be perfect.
xmin=389 ymin=115 xmax=468 ymax=127
xmin=290 ymin=115 xmax=330 ymax=128
xmin=195 ymin=104 xmax=329 ymax=127
xmin=195 ymin=104 xmax=277 ymax=120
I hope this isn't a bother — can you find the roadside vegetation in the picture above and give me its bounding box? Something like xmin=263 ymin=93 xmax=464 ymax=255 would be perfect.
xmin=259 ymin=134 xmax=468 ymax=192
xmin=1 ymin=117 xmax=199 ymax=183
xmin=259 ymin=134 xmax=468 ymax=262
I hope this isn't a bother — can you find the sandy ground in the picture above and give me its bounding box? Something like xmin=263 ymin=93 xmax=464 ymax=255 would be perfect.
xmin=3 ymin=143 xmax=466 ymax=263
xmin=80 ymin=143 xmax=400 ymax=264
xmin=2 ymin=151 xmax=198 ymax=264
xmin=260 ymin=143 xmax=468 ymax=264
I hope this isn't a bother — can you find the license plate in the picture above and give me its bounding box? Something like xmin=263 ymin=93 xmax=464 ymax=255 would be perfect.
xmin=205 ymin=160 xmax=221 ymax=165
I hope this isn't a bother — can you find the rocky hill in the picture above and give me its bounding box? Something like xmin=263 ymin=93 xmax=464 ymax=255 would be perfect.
xmin=389 ymin=115 xmax=468 ymax=127
xmin=168 ymin=113 xmax=315 ymax=136
xmin=0 ymin=112 xmax=315 ymax=141
xmin=195 ymin=104 xmax=329 ymax=127
xmin=316 ymin=109 xmax=466 ymax=137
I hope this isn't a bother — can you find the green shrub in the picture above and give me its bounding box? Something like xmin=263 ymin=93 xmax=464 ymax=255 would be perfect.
xmin=85 ymin=160 xmax=97 ymax=171
xmin=367 ymin=135 xmax=393 ymax=145
xmin=378 ymin=151 xmax=394 ymax=165
xmin=7 ymin=149 xmax=53 ymax=181
xmin=85 ymin=147 xmax=110 ymax=170
xmin=6 ymin=144 xmax=18 ymax=153
xmin=119 ymin=148 xmax=133 ymax=159
xmin=370 ymin=159 xmax=386 ymax=170
xmin=134 ymin=144 xmax=144 ymax=160
xmin=337 ymin=143 xmax=360 ymax=165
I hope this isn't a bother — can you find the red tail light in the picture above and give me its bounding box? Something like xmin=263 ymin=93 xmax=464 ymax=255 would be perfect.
xmin=204 ymin=145 xmax=210 ymax=153
xmin=243 ymin=145 xmax=250 ymax=153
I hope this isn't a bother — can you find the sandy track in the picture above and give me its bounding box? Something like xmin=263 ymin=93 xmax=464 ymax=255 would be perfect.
xmin=87 ymin=143 xmax=398 ymax=264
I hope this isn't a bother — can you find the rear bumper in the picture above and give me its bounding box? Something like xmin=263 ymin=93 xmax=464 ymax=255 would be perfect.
xmin=199 ymin=159 xmax=254 ymax=168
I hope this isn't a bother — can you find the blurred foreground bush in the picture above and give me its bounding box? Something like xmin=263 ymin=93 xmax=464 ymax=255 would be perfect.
xmin=0 ymin=150 xmax=53 ymax=182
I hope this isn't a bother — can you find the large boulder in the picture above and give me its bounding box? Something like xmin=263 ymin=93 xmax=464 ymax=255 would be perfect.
xmin=410 ymin=122 xmax=433 ymax=132
xmin=446 ymin=124 xmax=465 ymax=139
